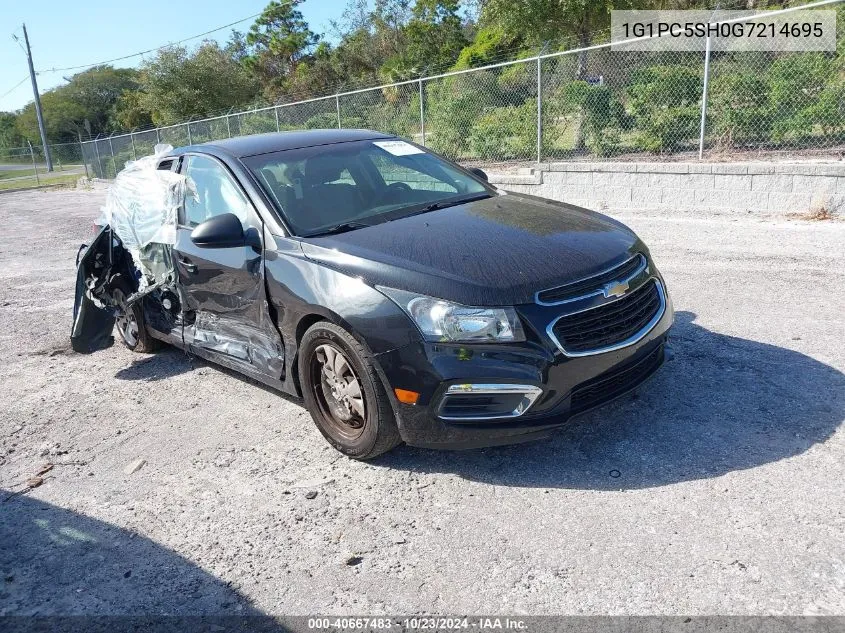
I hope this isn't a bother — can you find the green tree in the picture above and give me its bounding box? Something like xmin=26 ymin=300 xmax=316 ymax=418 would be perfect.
xmin=0 ymin=113 xmax=24 ymax=149
xmin=480 ymin=0 xmax=631 ymax=77
xmin=15 ymin=66 xmax=141 ymax=142
xmin=244 ymin=0 xmax=320 ymax=99
xmin=386 ymin=0 xmax=468 ymax=78
xmin=16 ymin=89 xmax=88 ymax=143
xmin=138 ymin=43 xmax=260 ymax=125
xmin=110 ymin=89 xmax=154 ymax=130
xmin=453 ymin=24 xmax=520 ymax=69
xmin=287 ymin=41 xmax=343 ymax=98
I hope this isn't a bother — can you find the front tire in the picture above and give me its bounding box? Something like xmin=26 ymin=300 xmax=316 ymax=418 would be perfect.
xmin=299 ymin=322 xmax=401 ymax=459
xmin=111 ymin=288 xmax=160 ymax=353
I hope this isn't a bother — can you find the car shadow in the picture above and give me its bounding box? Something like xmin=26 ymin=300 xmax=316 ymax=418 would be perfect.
xmin=376 ymin=311 xmax=845 ymax=490
xmin=0 ymin=493 xmax=291 ymax=628
xmin=114 ymin=348 xmax=195 ymax=382
xmin=113 ymin=343 xmax=303 ymax=406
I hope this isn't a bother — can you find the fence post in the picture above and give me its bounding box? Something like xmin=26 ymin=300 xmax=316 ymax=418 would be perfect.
xmin=27 ymin=141 xmax=39 ymax=186
xmin=274 ymin=107 xmax=280 ymax=133
xmin=78 ymin=134 xmax=89 ymax=180
xmin=93 ymin=136 xmax=102 ymax=179
xmin=536 ymin=56 xmax=543 ymax=163
xmin=186 ymin=122 xmax=193 ymax=145
xmin=335 ymin=94 xmax=342 ymax=129
xmin=156 ymin=128 xmax=161 ymax=145
xmin=698 ymin=34 xmax=712 ymax=160
xmin=226 ymin=114 xmax=232 ymax=137
xmin=130 ymin=131 xmax=137 ymax=160
xmin=54 ymin=146 xmax=63 ymax=171
xmin=108 ymin=134 xmax=117 ymax=177
xmin=419 ymin=78 xmax=425 ymax=145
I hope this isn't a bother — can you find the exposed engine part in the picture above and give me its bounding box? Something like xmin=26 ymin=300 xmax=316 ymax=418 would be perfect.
xmin=160 ymin=290 xmax=180 ymax=315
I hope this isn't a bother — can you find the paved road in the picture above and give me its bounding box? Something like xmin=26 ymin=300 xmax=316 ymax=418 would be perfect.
xmin=0 ymin=189 xmax=843 ymax=616
xmin=0 ymin=164 xmax=84 ymax=183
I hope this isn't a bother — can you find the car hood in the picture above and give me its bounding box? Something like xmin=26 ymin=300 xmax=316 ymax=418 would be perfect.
xmin=298 ymin=192 xmax=641 ymax=306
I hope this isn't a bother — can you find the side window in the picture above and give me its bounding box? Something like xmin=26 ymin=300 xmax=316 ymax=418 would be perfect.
xmin=182 ymin=155 xmax=252 ymax=228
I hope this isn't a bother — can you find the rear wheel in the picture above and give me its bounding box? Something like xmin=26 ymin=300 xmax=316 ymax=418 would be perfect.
xmin=299 ymin=322 xmax=401 ymax=459
xmin=111 ymin=288 xmax=160 ymax=353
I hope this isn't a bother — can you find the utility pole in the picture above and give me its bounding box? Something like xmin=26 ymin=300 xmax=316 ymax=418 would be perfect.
xmin=21 ymin=23 xmax=53 ymax=172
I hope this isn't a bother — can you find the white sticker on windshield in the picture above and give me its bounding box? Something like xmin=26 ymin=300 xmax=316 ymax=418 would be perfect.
xmin=372 ymin=140 xmax=424 ymax=156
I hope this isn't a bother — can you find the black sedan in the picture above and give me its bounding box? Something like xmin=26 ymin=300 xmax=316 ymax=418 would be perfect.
xmin=73 ymin=129 xmax=673 ymax=459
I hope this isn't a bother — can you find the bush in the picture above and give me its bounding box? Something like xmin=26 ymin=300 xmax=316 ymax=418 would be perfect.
xmin=238 ymin=111 xmax=276 ymax=135
xmin=767 ymin=54 xmax=835 ymax=142
xmin=627 ymin=65 xmax=701 ymax=153
xmin=425 ymin=74 xmax=488 ymax=158
xmin=800 ymin=80 xmax=845 ymax=137
xmin=468 ymin=102 xmax=535 ymax=160
xmin=558 ymin=81 xmax=626 ymax=157
xmin=305 ymin=112 xmax=338 ymax=129
xmin=496 ymin=55 xmax=538 ymax=104
xmin=709 ymin=72 xmax=771 ymax=147
xmin=358 ymin=99 xmax=420 ymax=139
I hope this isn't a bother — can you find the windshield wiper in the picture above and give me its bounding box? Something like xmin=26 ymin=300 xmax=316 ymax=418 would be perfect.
xmin=406 ymin=193 xmax=492 ymax=218
xmin=304 ymin=221 xmax=372 ymax=237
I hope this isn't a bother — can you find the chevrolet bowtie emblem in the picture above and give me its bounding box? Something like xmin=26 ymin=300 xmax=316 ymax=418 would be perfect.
xmin=603 ymin=280 xmax=629 ymax=298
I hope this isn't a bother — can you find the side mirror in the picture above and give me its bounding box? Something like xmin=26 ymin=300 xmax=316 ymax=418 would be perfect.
xmin=468 ymin=167 xmax=488 ymax=182
xmin=191 ymin=213 xmax=260 ymax=249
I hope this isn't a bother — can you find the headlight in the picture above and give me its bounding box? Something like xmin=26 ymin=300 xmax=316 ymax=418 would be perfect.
xmin=379 ymin=287 xmax=525 ymax=343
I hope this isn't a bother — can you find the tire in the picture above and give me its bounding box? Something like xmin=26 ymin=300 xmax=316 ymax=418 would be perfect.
xmin=299 ymin=321 xmax=401 ymax=459
xmin=111 ymin=287 xmax=161 ymax=353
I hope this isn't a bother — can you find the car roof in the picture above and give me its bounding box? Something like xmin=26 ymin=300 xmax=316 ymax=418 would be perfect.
xmin=190 ymin=129 xmax=393 ymax=158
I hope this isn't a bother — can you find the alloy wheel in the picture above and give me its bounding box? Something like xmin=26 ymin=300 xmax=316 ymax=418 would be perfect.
xmin=312 ymin=343 xmax=366 ymax=440
xmin=112 ymin=289 xmax=139 ymax=347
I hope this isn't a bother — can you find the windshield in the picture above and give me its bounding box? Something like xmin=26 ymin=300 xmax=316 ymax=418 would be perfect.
xmin=243 ymin=139 xmax=491 ymax=236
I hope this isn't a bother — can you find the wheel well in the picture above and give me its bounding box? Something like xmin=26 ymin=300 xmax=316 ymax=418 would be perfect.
xmin=291 ymin=314 xmax=330 ymax=397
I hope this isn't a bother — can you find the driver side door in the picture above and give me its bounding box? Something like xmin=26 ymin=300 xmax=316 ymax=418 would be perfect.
xmin=173 ymin=153 xmax=284 ymax=381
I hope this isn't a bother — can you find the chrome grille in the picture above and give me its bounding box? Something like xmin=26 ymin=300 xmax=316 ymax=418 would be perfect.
xmin=548 ymin=279 xmax=665 ymax=356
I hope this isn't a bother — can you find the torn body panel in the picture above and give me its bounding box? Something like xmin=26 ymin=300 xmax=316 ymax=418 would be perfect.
xmin=70 ymin=227 xmax=127 ymax=353
xmin=72 ymin=146 xmax=285 ymax=384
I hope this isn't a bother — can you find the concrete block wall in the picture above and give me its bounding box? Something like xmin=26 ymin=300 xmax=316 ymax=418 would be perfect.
xmin=486 ymin=162 xmax=845 ymax=215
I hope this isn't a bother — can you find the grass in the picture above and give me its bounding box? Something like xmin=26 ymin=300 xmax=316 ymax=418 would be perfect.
xmin=0 ymin=173 xmax=81 ymax=191
xmin=799 ymin=206 xmax=837 ymax=221
xmin=0 ymin=168 xmax=36 ymax=180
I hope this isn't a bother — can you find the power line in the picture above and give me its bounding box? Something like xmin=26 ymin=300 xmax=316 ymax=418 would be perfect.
xmin=35 ymin=8 xmax=275 ymax=74
xmin=0 ymin=75 xmax=29 ymax=101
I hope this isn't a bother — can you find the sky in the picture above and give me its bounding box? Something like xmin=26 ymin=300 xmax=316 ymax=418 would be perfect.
xmin=0 ymin=0 xmax=348 ymax=112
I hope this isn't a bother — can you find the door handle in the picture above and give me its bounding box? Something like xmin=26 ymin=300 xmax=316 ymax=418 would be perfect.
xmin=178 ymin=256 xmax=198 ymax=274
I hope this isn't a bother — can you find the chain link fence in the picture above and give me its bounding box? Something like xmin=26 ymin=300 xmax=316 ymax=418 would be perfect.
xmin=0 ymin=141 xmax=86 ymax=190
xmin=75 ymin=1 xmax=843 ymax=178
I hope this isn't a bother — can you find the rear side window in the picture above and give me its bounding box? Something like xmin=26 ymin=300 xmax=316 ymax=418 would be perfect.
xmin=181 ymin=155 xmax=252 ymax=228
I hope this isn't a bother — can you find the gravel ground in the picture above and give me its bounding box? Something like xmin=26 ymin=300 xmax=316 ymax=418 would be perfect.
xmin=0 ymin=188 xmax=843 ymax=616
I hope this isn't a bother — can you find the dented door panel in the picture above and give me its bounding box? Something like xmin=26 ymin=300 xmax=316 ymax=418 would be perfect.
xmin=174 ymin=153 xmax=285 ymax=379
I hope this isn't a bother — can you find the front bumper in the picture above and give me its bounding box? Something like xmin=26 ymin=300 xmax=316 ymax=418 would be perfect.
xmin=374 ymin=288 xmax=674 ymax=449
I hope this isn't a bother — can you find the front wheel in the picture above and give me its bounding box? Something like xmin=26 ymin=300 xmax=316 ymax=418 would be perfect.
xmin=299 ymin=322 xmax=401 ymax=459
xmin=111 ymin=288 xmax=160 ymax=353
